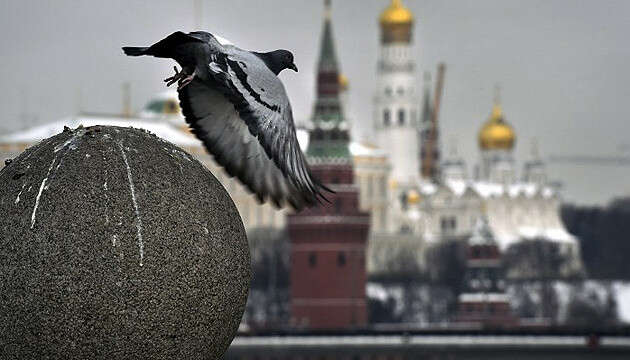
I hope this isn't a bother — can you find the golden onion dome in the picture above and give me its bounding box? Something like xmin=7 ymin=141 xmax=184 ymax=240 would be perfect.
xmin=379 ymin=0 xmax=414 ymax=43
xmin=338 ymin=74 xmax=349 ymax=92
xmin=478 ymin=103 xmax=516 ymax=150
xmin=380 ymin=0 xmax=414 ymax=26
xmin=407 ymin=189 xmax=420 ymax=204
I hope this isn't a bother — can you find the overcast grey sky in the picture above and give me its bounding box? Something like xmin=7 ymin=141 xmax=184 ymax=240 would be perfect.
xmin=1 ymin=0 xmax=628 ymax=205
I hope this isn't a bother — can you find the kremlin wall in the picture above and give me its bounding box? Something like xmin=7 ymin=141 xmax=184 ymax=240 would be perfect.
xmin=1 ymin=0 xmax=611 ymax=331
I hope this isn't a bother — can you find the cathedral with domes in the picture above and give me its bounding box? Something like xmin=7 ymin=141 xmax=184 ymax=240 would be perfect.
xmin=351 ymin=0 xmax=583 ymax=278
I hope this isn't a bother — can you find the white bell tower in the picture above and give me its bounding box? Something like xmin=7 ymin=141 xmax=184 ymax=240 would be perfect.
xmin=373 ymin=0 xmax=420 ymax=187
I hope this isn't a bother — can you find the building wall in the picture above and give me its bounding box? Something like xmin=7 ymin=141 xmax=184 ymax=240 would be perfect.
xmin=421 ymin=188 xmax=484 ymax=241
xmin=288 ymin=162 xmax=370 ymax=329
xmin=353 ymin=154 xmax=389 ymax=233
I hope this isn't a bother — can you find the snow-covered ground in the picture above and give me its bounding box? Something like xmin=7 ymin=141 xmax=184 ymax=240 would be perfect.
xmin=614 ymin=281 xmax=630 ymax=323
xmin=367 ymin=280 xmax=630 ymax=325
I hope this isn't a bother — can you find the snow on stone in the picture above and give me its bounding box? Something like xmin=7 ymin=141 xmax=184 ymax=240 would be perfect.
xmin=117 ymin=141 xmax=145 ymax=267
xmin=31 ymin=129 xmax=89 ymax=228
xmin=53 ymin=129 xmax=85 ymax=153
xmin=31 ymin=153 xmax=59 ymax=229
xmin=15 ymin=183 xmax=26 ymax=204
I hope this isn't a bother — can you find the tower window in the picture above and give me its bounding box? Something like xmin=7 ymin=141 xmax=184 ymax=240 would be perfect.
xmin=385 ymin=87 xmax=392 ymax=96
xmin=383 ymin=109 xmax=391 ymax=127
xmin=337 ymin=252 xmax=346 ymax=267
xmin=398 ymin=109 xmax=405 ymax=125
xmin=308 ymin=252 xmax=317 ymax=268
xmin=397 ymin=87 xmax=404 ymax=96
xmin=440 ymin=216 xmax=457 ymax=234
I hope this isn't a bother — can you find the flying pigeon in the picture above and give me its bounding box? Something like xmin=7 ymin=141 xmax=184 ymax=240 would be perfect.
xmin=122 ymin=31 xmax=330 ymax=210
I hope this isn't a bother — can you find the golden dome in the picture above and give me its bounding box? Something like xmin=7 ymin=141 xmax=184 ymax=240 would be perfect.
xmin=380 ymin=0 xmax=414 ymax=26
xmin=338 ymin=74 xmax=349 ymax=92
xmin=478 ymin=103 xmax=516 ymax=150
xmin=407 ymin=190 xmax=421 ymax=204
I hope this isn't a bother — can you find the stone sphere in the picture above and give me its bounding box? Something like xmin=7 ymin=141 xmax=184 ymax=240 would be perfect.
xmin=0 ymin=126 xmax=250 ymax=359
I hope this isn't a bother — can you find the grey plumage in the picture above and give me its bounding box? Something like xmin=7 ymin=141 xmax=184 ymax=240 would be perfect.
xmin=123 ymin=31 xmax=330 ymax=210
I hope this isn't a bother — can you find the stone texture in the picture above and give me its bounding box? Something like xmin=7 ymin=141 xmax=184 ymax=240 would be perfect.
xmin=0 ymin=126 xmax=250 ymax=359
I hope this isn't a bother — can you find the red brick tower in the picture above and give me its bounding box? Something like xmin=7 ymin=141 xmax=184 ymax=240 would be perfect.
xmin=288 ymin=0 xmax=370 ymax=330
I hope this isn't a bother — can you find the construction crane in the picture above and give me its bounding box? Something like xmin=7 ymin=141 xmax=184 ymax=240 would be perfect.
xmin=421 ymin=62 xmax=446 ymax=180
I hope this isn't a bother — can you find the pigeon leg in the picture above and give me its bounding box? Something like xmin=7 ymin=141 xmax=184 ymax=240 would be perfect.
xmin=177 ymin=71 xmax=196 ymax=90
xmin=164 ymin=66 xmax=188 ymax=87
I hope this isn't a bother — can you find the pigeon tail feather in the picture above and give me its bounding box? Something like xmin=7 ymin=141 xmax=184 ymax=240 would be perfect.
xmin=122 ymin=47 xmax=149 ymax=56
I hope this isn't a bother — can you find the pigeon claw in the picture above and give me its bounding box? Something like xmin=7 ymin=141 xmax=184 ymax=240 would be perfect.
xmin=164 ymin=66 xmax=186 ymax=87
xmin=177 ymin=74 xmax=195 ymax=90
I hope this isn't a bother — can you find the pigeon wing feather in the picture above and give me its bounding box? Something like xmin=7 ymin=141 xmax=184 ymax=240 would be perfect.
xmin=213 ymin=48 xmax=330 ymax=204
xmin=178 ymin=78 xmax=323 ymax=210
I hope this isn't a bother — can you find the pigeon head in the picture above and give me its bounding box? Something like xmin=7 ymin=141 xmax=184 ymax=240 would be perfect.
xmin=258 ymin=50 xmax=298 ymax=75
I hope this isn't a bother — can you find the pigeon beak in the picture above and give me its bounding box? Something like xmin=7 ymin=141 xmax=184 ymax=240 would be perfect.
xmin=289 ymin=63 xmax=298 ymax=72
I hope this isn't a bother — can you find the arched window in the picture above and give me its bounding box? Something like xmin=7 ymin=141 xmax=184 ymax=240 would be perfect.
xmin=308 ymin=252 xmax=317 ymax=268
xmin=398 ymin=109 xmax=405 ymax=125
xmin=383 ymin=109 xmax=391 ymax=127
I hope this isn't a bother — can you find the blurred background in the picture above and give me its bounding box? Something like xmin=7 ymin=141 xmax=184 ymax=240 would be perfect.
xmin=1 ymin=0 xmax=629 ymax=358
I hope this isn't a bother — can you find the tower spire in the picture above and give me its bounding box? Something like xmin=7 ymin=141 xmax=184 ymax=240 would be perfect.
xmin=491 ymin=84 xmax=503 ymax=120
xmin=317 ymin=0 xmax=338 ymax=73
xmin=306 ymin=0 xmax=349 ymax=159
xmin=494 ymin=84 xmax=502 ymax=105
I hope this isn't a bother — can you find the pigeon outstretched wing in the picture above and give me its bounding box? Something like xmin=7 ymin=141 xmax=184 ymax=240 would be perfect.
xmin=125 ymin=31 xmax=330 ymax=209
xmin=179 ymin=72 xmax=329 ymax=210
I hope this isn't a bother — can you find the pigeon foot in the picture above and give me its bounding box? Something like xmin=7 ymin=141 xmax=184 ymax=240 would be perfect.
xmin=164 ymin=66 xmax=188 ymax=87
xmin=177 ymin=74 xmax=195 ymax=90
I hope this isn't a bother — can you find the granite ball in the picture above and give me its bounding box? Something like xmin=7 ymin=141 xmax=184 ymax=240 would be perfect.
xmin=0 ymin=126 xmax=251 ymax=359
